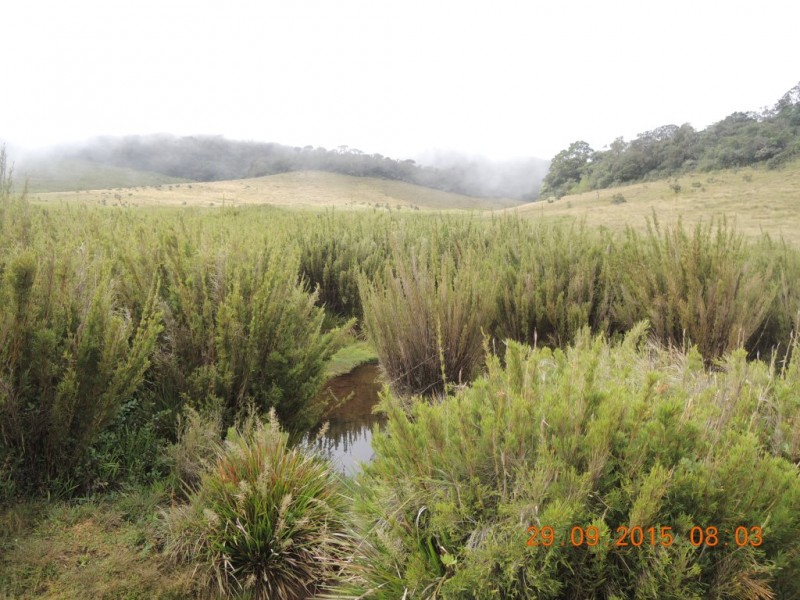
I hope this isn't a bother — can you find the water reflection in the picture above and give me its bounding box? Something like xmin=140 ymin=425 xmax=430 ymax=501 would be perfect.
xmin=305 ymin=363 xmax=385 ymax=476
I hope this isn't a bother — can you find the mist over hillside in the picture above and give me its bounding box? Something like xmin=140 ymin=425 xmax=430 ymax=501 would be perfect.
xmin=415 ymin=150 xmax=550 ymax=201
xmin=13 ymin=135 xmax=547 ymax=200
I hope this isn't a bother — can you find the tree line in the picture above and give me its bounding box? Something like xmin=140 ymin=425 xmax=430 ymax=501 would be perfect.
xmin=541 ymin=81 xmax=800 ymax=198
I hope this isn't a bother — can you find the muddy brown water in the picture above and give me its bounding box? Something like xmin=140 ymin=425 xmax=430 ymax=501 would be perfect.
xmin=304 ymin=363 xmax=386 ymax=476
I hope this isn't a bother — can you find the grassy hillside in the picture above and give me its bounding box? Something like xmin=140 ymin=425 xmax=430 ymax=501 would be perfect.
xmin=511 ymin=159 xmax=800 ymax=245
xmin=33 ymin=170 xmax=521 ymax=211
xmin=18 ymin=158 xmax=189 ymax=193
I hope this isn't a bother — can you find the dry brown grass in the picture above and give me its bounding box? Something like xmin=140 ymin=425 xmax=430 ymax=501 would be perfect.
xmin=507 ymin=159 xmax=800 ymax=245
xmin=34 ymin=170 xmax=520 ymax=211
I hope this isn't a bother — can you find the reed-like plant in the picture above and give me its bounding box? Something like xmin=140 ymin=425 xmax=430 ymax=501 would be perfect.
xmin=360 ymin=242 xmax=495 ymax=396
xmin=165 ymin=410 xmax=352 ymax=600
xmin=494 ymin=219 xmax=612 ymax=346
xmin=148 ymin=228 xmax=350 ymax=431
xmin=297 ymin=209 xmax=392 ymax=318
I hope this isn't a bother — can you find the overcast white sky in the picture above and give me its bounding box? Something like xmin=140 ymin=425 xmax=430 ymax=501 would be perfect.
xmin=1 ymin=0 xmax=798 ymax=161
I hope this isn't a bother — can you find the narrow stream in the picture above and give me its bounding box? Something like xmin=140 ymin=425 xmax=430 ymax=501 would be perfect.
xmin=305 ymin=363 xmax=385 ymax=476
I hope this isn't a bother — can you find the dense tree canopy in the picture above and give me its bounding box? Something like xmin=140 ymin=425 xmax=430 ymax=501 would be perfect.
xmin=539 ymin=140 xmax=594 ymax=198
xmin=541 ymin=81 xmax=800 ymax=197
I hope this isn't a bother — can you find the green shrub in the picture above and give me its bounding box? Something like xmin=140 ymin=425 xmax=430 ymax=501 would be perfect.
xmin=360 ymin=244 xmax=494 ymax=396
xmin=165 ymin=410 xmax=352 ymax=600
xmin=611 ymin=219 xmax=776 ymax=361
xmin=754 ymin=235 xmax=800 ymax=359
xmin=339 ymin=327 xmax=800 ymax=598
xmin=297 ymin=210 xmax=391 ymax=318
xmin=150 ymin=229 xmax=349 ymax=432
xmin=0 ymin=242 xmax=161 ymax=494
xmin=494 ymin=220 xmax=612 ymax=347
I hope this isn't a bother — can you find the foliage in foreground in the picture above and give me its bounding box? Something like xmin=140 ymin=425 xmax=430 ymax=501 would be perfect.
xmin=2 ymin=186 xmax=800 ymax=496
xmin=0 ymin=242 xmax=162 ymax=493
xmin=164 ymin=411 xmax=352 ymax=600
xmin=342 ymin=326 xmax=800 ymax=599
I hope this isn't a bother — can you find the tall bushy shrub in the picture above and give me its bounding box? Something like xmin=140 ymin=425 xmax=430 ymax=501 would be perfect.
xmin=360 ymin=244 xmax=494 ymax=395
xmin=298 ymin=210 xmax=392 ymax=318
xmin=153 ymin=230 xmax=348 ymax=431
xmin=0 ymin=240 xmax=161 ymax=492
xmin=612 ymin=219 xmax=776 ymax=360
xmin=495 ymin=220 xmax=612 ymax=346
xmin=340 ymin=328 xmax=800 ymax=598
xmin=754 ymin=235 xmax=800 ymax=358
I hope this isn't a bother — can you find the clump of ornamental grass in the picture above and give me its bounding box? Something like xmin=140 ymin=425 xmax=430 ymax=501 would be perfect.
xmin=164 ymin=410 xmax=353 ymax=600
xmin=165 ymin=406 xmax=224 ymax=496
xmin=336 ymin=324 xmax=800 ymax=599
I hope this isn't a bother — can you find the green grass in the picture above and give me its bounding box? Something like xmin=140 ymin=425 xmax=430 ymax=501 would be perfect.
xmin=2 ymin=166 xmax=800 ymax=597
xmin=324 ymin=340 xmax=378 ymax=379
xmin=0 ymin=486 xmax=194 ymax=599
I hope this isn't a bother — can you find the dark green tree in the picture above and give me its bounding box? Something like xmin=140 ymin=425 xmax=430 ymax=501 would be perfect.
xmin=539 ymin=140 xmax=593 ymax=198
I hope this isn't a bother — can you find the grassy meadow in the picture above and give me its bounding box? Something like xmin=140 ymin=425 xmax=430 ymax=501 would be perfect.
xmin=510 ymin=158 xmax=800 ymax=245
xmin=2 ymin=154 xmax=800 ymax=598
xmin=32 ymin=170 xmax=521 ymax=211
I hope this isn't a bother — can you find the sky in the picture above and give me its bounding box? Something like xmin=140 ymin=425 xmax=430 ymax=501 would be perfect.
xmin=2 ymin=0 xmax=799 ymax=161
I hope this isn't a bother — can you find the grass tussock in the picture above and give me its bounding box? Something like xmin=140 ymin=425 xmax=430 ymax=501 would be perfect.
xmin=164 ymin=410 xmax=352 ymax=600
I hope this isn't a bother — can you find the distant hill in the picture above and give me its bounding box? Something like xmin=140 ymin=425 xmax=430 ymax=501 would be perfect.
xmin=510 ymin=158 xmax=800 ymax=246
xmin=541 ymin=81 xmax=800 ymax=198
xmin=17 ymin=157 xmax=188 ymax=193
xmin=34 ymin=170 xmax=523 ymax=211
xmin=15 ymin=135 xmax=547 ymax=201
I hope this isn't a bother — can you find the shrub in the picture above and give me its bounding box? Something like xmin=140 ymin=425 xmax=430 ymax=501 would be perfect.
xmin=494 ymin=220 xmax=612 ymax=347
xmin=151 ymin=230 xmax=349 ymax=432
xmin=164 ymin=410 xmax=352 ymax=600
xmin=297 ymin=210 xmax=391 ymax=318
xmin=0 ymin=241 xmax=162 ymax=494
xmin=610 ymin=192 xmax=627 ymax=204
xmin=611 ymin=219 xmax=776 ymax=361
xmin=360 ymin=244 xmax=494 ymax=396
xmin=339 ymin=327 xmax=800 ymax=598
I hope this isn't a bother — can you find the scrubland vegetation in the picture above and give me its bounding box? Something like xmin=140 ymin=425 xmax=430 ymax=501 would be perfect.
xmin=2 ymin=149 xmax=800 ymax=597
